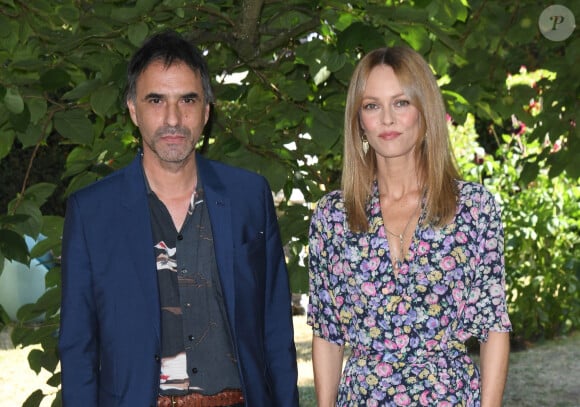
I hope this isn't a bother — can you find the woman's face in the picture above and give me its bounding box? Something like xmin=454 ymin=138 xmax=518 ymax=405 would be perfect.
xmin=359 ymin=64 xmax=421 ymax=160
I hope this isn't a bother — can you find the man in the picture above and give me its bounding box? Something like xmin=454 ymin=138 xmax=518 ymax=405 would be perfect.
xmin=59 ymin=31 xmax=299 ymax=407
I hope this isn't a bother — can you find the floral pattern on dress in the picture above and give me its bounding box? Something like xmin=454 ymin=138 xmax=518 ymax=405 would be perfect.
xmin=307 ymin=180 xmax=512 ymax=406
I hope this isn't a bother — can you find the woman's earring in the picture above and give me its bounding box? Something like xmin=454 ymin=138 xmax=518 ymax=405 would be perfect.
xmin=362 ymin=134 xmax=369 ymax=154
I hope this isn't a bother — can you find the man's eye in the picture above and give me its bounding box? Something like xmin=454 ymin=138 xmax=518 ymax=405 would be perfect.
xmin=183 ymin=97 xmax=195 ymax=103
xmin=148 ymin=98 xmax=162 ymax=104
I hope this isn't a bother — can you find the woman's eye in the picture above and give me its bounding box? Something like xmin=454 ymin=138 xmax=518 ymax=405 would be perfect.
xmin=394 ymin=100 xmax=410 ymax=108
xmin=362 ymin=103 xmax=378 ymax=110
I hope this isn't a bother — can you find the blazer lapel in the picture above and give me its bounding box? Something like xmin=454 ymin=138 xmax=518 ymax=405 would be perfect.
xmin=197 ymin=155 xmax=237 ymax=333
xmin=120 ymin=154 xmax=161 ymax=343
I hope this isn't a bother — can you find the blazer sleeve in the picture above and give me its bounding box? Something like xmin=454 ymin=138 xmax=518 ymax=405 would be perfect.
xmin=261 ymin=181 xmax=300 ymax=406
xmin=58 ymin=194 xmax=99 ymax=407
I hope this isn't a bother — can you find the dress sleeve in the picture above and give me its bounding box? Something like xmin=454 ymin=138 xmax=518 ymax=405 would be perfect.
xmin=464 ymin=187 xmax=512 ymax=342
xmin=307 ymin=193 xmax=346 ymax=345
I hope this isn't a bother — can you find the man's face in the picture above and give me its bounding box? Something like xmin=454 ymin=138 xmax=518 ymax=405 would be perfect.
xmin=127 ymin=60 xmax=210 ymax=166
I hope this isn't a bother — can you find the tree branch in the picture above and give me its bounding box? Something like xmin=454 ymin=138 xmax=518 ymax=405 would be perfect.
xmin=234 ymin=0 xmax=265 ymax=60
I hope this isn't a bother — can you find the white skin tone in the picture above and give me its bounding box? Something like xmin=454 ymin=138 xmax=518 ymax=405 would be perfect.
xmin=360 ymin=64 xmax=423 ymax=278
xmin=127 ymin=60 xmax=210 ymax=230
xmin=313 ymin=64 xmax=509 ymax=406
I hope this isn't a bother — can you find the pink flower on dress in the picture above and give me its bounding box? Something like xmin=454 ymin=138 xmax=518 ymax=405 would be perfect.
xmin=394 ymin=393 xmax=411 ymax=406
xmin=452 ymin=288 xmax=463 ymax=302
xmin=425 ymin=293 xmax=439 ymax=305
xmin=361 ymin=282 xmax=376 ymax=296
xmin=440 ymin=256 xmax=456 ymax=271
xmin=367 ymin=256 xmax=380 ymax=271
xmin=455 ymin=231 xmax=468 ymax=244
xmin=395 ymin=334 xmax=409 ymax=349
xmin=382 ymin=280 xmax=396 ymax=295
xmin=417 ymin=241 xmax=431 ymax=255
xmin=364 ymin=316 xmax=376 ymax=327
xmin=331 ymin=261 xmax=343 ymax=275
xmin=376 ymin=362 xmax=393 ymax=377
xmin=397 ymin=302 xmax=408 ymax=315
xmin=384 ymin=339 xmax=398 ymax=351
xmin=419 ymin=390 xmax=430 ymax=406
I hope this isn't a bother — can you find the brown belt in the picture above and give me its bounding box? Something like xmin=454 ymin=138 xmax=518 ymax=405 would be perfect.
xmin=157 ymin=389 xmax=244 ymax=407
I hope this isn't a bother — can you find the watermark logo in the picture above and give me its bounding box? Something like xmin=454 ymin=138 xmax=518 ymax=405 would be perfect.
xmin=538 ymin=5 xmax=575 ymax=41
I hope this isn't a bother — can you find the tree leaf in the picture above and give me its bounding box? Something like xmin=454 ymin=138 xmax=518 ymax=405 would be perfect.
xmin=50 ymin=391 xmax=62 ymax=407
xmin=56 ymin=4 xmax=80 ymax=25
xmin=40 ymin=68 xmax=71 ymax=91
xmin=3 ymin=87 xmax=24 ymax=114
xmin=0 ymin=128 xmax=15 ymax=160
xmin=27 ymin=97 xmax=48 ymax=125
xmin=62 ymin=79 xmax=102 ymax=100
xmin=27 ymin=348 xmax=43 ymax=374
xmin=127 ymin=21 xmax=149 ymax=46
xmin=90 ymin=85 xmax=119 ymax=118
xmin=0 ymin=229 xmax=29 ymax=264
xmin=336 ymin=22 xmax=385 ymax=52
xmin=47 ymin=372 xmax=61 ymax=388
xmin=18 ymin=123 xmax=43 ymax=148
xmin=22 ymin=389 xmax=44 ymax=407
xmin=0 ymin=14 xmax=12 ymax=37
xmin=7 ymin=200 xmax=43 ymax=237
xmin=22 ymin=183 xmax=57 ymax=207
xmin=53 ymin=109 xmax=94 ymax=145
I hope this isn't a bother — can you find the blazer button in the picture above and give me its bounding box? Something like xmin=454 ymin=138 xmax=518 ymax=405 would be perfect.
xmin=154 ymin=354 xmax=160 ymax=362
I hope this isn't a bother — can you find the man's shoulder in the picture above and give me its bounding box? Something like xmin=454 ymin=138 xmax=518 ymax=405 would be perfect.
xmin=70 ymin=156 xmax=141 ymax=201
xmin=198 ymin=155 xmax=267 ymax=185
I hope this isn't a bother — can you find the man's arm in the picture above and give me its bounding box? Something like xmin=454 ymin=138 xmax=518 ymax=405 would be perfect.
xmin=480 ymin=331 xmax=510 ymax=407
xmin=59 ymin=195 xmax=99 ymax=407
xmin=312 ymin=335 xmax=344 ymax=407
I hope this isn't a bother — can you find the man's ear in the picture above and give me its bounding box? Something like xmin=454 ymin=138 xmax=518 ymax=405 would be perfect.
xmin=127 ymin=98 xmax=139 ymax=127
xmin=204 ymin=103 xmax=210 ymax=126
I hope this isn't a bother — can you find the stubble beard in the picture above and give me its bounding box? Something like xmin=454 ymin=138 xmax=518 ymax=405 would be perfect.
xmin=146 ymin=126 xmax=197 ymax=164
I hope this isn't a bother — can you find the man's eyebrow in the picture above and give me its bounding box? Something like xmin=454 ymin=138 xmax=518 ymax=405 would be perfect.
xmin=144 ymin=92 xmax=164 ymax=100
xmin=182 ymin=92 xmax=201 ymax=99
xmin=142 ymin=92 xmax=201 ymax=100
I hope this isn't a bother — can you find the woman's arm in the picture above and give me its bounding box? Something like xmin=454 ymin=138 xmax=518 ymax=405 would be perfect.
xmin=312 ymin=335 xmax=344 ymax=407
xmin=479 ymin=331 xmax=510 ymax=407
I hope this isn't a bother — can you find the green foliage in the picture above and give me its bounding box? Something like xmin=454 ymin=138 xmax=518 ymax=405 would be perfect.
xmin=0 ymin=1 xmax=578 ymax=405
xmin=452 ymin=113 xmax=580 ymax=341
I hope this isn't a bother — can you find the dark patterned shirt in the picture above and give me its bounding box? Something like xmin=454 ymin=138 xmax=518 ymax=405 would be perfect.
xmin=147 ymin=183 xmax=241 ymax=396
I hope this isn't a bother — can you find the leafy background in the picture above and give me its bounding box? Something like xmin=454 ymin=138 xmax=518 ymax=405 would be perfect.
xmin=0 ymin=1 xmax=578 ymax=406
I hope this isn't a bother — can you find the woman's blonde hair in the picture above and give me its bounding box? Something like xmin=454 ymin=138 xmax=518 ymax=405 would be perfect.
xmin=341 ymin=46 xmax=460 ymax=232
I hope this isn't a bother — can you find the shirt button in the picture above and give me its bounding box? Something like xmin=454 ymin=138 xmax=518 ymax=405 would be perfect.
xmin=188 ymin=335 xmax=194 ymax=341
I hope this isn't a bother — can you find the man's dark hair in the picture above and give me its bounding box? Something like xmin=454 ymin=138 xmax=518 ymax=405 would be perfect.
xmin=126 ymin=30 xmax=214 ymax=104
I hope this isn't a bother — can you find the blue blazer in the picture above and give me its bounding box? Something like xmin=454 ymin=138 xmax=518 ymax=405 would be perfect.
xmin=59 ymin=153 xmax=299 ymax=407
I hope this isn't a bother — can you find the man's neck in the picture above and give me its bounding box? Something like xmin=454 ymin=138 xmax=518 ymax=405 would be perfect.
xmin=142 ymin=153 xmax=198 ymax=199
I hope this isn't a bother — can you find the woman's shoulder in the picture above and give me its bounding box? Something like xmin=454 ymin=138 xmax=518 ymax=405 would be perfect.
xmin=456 ymin=180 xmax=497 ymax=203
xmin=311 ymin=190 xmax=346 ymax=221
xmin=316 ymin=189 xmax=344 ymax=208
xmin=455 ymin=180 xmax=502 ymax=219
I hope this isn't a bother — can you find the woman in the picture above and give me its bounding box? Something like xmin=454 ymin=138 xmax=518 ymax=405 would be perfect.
xmin=307 ymin=46 xmax=511 ymax=406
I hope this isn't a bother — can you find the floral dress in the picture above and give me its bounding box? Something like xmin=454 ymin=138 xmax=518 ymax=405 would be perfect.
xmin=307 ymin=181 xmax=512 ymax=406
